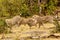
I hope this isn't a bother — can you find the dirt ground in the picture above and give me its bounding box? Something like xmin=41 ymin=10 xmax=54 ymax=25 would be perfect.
xmin=0 ymin=23 xmax=60 ymax=40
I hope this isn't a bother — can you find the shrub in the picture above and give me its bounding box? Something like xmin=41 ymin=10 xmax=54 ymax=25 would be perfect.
xmin=53 ymin=18 xmax=60 ymax=33
xmin=0 ymin=18 xmax=8 ymax=34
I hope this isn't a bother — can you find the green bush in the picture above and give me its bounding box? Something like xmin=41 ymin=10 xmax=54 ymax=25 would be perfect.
xmin=53 ymin=18 xmax=60 ymax=33
xmin=0 ymin=18 xmax=8 ymax=34
xmin=45 ymin=0 xmax=58 ymax=15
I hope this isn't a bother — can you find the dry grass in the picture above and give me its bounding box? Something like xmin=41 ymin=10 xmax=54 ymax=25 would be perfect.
xmin=0 ymin=23 xmax=60 ymax=40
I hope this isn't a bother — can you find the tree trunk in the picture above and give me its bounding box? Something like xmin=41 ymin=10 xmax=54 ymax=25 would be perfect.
xmin=30 ymin=0 xmax=33 ymax=14
xmin=38 ymin=0 xmax=42 ymax=16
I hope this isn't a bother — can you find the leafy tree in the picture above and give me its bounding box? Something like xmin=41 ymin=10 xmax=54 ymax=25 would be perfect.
xmin=45 ymin=0 xmax=58 ymax=15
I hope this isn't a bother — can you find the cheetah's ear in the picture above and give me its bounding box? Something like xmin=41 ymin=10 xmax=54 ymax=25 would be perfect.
xmin=5 ymin=19 xmax=7 ymax=22
xmin=20 ymin=14 xmax=21 ymax=16
xmin=5 ymin=19 xmax=9 ymax=22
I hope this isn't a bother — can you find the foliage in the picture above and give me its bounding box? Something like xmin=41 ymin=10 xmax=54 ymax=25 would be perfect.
xmin=0 ymin=18 xmax=8 ymax=33
xmin=0 ymin=0 xmax=58 ymax=17
xmin=53 ymin=18 xmax=60 ymax=33
xmin=45 ymin=0 xmax=58 ymax=15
